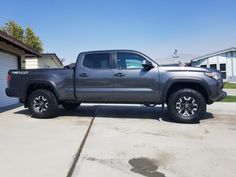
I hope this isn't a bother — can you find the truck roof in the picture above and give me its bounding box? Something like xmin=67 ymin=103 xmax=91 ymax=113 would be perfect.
xmin=78 ymin=49 xmax=155 ymax=63
xmin=79 ymin=49 xmax=142 ymax=54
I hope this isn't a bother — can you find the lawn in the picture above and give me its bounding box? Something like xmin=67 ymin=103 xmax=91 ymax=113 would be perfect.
xmin=220 ymin=96 xmax=236 ymax=102
xmin=224 ymin=82 xmax=236 ymax=89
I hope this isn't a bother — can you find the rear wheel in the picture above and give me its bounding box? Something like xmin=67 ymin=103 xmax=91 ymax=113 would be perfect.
xmin=61 ymin=102 xmax=80 ymax=110
xmin=28 ymin=89 xmax=58 ymax=118
xmin=167 ymin=88 xmax=206 ymax=123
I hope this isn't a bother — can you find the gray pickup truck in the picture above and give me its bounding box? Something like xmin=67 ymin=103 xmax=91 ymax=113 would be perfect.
xmin=6 ymin=50 xmax=226 ymax=123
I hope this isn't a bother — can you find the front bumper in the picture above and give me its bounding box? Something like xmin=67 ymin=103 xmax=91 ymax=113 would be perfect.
xmin=209 ymin=90 xmax=227 ymax=102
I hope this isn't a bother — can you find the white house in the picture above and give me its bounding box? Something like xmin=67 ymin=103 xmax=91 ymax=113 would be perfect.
xmin=0 ymin=30 xmax=63 ymax=109
xmin=0 ymin=30 xmax=40 ymax=108
xmin=24 ymin=53 xmax=63 ymax=69
xmin=191 ymin=47 xmax=236 ymax=82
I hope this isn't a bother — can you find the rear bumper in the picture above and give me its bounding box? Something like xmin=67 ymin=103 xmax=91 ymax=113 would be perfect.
xmin=5 ymin=88 xmax=11 ymax=97
xmin=5 ymin=88 xmax=19 ymax=98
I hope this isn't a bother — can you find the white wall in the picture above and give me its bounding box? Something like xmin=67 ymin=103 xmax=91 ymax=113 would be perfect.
xmin=233 ymin=51 xmax=236 ymax=76
xmin=38 ymin=57 xmax=63 ymax=68
xmin=25 ymin=57 xmax=63 ymax=69
xmin=226 ymin=52 xmax=232 ymax=77
xmin=208 ymin=55 xmax=217 ymax=65
xmin=25 ymin=58 xmax=39 ymax=69
xmin=193 ymin=59 xmax=207 ymax=66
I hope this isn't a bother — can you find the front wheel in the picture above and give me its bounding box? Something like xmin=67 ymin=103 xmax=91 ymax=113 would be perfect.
xmin=28 ymin=89 xmax=58 ymax=118
xmin=167 ymin=88 xmax=206 ymax=123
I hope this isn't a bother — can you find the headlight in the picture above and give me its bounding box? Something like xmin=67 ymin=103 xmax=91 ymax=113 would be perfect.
xmin=205 ymin=72 xmax=221 ymax=80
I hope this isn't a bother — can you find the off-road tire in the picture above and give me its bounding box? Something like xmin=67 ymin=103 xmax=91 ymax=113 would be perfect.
xmin=167 ymin=88 xmax=206 ymax=123
xmin=28 ymin=89 xmax=58 ymax=118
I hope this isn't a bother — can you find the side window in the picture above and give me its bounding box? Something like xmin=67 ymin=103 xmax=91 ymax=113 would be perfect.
xmin=116 ymin=52 xmax=145 ymax=69
xmin=210 ymin=64 xmax=217 ymax=69
xmin=83 ymin=53 xmax=110 ymax=69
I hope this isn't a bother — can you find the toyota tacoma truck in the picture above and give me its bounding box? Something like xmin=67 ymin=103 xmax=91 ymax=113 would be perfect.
xmin=6 ymin=50 xmax=226 ymax=123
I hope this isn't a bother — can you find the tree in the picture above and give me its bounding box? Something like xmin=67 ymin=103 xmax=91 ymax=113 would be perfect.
xmin=24 ymin=27 xmax=43 ymax=53
xmin=1 ymin=20 xmax=43 ymax=53
xmin=1 ymin=20 xmax=24 ymax=41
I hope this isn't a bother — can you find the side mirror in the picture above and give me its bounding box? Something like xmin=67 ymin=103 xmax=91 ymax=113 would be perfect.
xmin=142 ymin=60 xmax=154 ymax=69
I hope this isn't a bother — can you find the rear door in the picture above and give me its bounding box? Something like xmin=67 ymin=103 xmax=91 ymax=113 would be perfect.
xmin=113 ymin=52 xmax=159 ymax=103
xmin=75 ymin=52 xmax=114 ymax=102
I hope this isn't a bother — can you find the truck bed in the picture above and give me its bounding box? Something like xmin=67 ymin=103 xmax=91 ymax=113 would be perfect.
xmin=7 ymin=68 xmax=75 ymax=100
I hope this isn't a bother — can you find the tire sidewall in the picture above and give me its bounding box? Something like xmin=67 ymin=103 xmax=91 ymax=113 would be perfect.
xmin=28 ymin=89 xmax=58 ymax=118
xmin=168 ymin=89 xmax=206 ymax=123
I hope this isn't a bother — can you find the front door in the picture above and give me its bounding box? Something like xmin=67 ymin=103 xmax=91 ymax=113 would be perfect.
xmin=113 ymin=52 xmax=159 ymax=103
xmin=75 ymin=52 xmax=114 ymax=102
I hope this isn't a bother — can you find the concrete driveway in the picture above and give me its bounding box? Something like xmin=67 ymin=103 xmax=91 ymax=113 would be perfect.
xmin=73 ymin=103 xmax=236 ymax=177
xmin=0 ymin=103 xmax=236 ymax=177
xmin=0 ymin=105 xmax=97 ymax=177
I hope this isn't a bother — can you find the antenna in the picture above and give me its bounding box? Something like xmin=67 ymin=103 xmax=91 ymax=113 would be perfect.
xmin=173 ymin=49 xmax=179 ymax=58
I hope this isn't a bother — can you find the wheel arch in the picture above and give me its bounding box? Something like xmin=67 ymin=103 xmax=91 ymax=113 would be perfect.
xmin=161 ymin=78 xmax=210 ymax=103
xmin=24 ymin=81 xmax=59 ymax=107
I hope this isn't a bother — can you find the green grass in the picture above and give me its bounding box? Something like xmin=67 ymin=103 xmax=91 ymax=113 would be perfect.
xmin=220 ymin=96 xmax=236 ymax=102
xmin=224 ymin=82 xmax=236 ymax=89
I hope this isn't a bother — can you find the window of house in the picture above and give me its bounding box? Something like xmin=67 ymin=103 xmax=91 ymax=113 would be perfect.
xmin=116 ymin=52 xmax=145 ymax=69
xmin=210 ymin=64 xmax=217 ymax=69
xmin=200 ymin=65 xmax=207 ymax=68
xmin=83 ymin=53 xmax=110 ymax=69
xmin=220 ymin=63 xmax=226 ymax=79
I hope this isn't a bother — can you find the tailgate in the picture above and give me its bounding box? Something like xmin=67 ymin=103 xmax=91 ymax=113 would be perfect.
xmin=6 ymin=70 xmax=30 ymax=98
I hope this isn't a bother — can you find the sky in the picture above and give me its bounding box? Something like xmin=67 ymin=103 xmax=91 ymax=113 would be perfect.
xmin=0 ymin=0 xmax=236 ymax=64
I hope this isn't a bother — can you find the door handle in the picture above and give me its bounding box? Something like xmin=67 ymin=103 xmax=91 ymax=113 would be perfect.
xmin=114 ymin=73 xmax=125 ymax=77
xmin=79 ymin=73 xmax=89 ymax=77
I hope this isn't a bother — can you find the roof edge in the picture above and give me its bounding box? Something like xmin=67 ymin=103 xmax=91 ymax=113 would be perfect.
xmin=0 ymin=30 xmax=41 ymax=56
xmin=191 ymin=47 xmax=236 ymax=61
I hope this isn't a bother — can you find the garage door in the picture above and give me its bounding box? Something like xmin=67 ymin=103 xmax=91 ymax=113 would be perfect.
xmin=0 ymin=51 xmax=19 ymax=108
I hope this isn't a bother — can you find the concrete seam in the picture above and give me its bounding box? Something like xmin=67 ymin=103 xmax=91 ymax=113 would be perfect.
xmin=66 ymin=105 xmax=99 ymax=177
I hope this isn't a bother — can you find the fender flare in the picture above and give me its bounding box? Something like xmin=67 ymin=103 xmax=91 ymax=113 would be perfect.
xmin=24 ymin=80 xmax=59 ymax=99
xmin=160 ymin=77 xmax=210 ymax=103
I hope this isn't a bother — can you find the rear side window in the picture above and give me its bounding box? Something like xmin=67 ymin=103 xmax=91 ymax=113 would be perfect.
xmin=116 ymin=52 xmax=145 ymax=69
xmin=83 ymin=53 xmax=110 ymax=69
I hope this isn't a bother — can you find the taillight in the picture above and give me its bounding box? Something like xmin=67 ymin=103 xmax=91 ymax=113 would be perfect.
xmin=7 ymin=74 xmax=11 ymax=81
xmin=7 ymin=74 xmax=11 ymax=86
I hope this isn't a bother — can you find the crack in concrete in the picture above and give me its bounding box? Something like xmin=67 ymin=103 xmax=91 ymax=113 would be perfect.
xmin=66 ymin=106 xmax=99 ymax=177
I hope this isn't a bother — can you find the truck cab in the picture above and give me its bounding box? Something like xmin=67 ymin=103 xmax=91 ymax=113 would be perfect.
xmin=75 ymin=50 xmax=160 ymax=103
